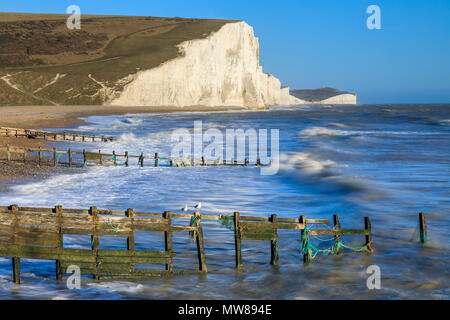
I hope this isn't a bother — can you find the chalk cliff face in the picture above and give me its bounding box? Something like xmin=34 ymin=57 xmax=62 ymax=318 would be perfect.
xmin=110 ymin=22 xmax=302 ymax=108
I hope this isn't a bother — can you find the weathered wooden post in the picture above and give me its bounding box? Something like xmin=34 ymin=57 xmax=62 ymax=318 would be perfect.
xmin=126 ymin=208 xmax=135 ymax=272
xmin=98 ymin=150 xmax=102 ymax=165
xmin=11 ymin=204 xmax=20 ymax=284
xmin=125 ymin=151 xmax=129 ymax=167
xmin=89 ymin=206 xmax=100 ymax=280
xmin=55 ymin=205 xmax=63 ymax=280
xmin=68 ymin=148 xmax=72 ymax=167
xmin=190 ymin=211 xmax=200 ymax=241
xmin=195 ymin=219 xmax=207 ymax=272
xmin=234 ymin=212 xmax=243 ymax=269
xmin=419 ymin=212 xmax=428 ymax=243
xmin=154 ymin=153 xmax=159 ymax=167
xmin=163 ymin=211 xmax=174 ymax=272
xmin=140 ymin=152 xmax=144 ymax=167
xmin=364 ymin=217 xmax=373 ymax=252
xmin=53 ymin=147 xmax=57 ymax=167
xmin=300 ymin=215 xmax=311 ymax=263
xmin=270 ymin=214 xmax=279 ymax=266
xmin=333 ymin=214 xmax=342 ymax=255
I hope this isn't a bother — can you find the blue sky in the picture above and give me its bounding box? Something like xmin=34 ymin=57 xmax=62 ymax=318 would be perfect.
xmin=2 ymin=0 xmax=450 ymax=103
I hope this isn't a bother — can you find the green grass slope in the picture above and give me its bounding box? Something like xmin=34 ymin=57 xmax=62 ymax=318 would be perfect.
xmin=0 ymin=13 xmax=237 ymax=106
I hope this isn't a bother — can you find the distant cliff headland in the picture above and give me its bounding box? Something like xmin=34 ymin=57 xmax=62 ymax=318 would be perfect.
xmin=0 ymin=13 xmax=355 ymax=108
xmin=290 ymin=87 xmax=357 ymax=104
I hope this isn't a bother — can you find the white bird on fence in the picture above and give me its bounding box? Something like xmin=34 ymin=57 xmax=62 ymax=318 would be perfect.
xmin=194 ymin=202 xmax=202 ymax=210
xmin=181 ymin=204 xmax=188 ymax=212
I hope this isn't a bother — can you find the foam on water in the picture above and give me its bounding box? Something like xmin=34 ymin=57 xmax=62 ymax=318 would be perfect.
xmin=0 ymin=104 xmax=449 ymax=299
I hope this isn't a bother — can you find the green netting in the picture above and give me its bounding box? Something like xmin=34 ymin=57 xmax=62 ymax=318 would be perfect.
xmin=219 ymin=216 xmax=235 ymax=231
xmin=190 ymin=214 xmax=200 ymax=226
xmin=106 ymin=217 xmax=120 ymax=233
xmin=301 ymin=225 xmax=372 ymax=260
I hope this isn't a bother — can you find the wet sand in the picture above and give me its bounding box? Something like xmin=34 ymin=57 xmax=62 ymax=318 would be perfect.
xmin=0 ymin=105 xmax=245 ymax=129
xmin=0 ymin=135 xmax=70 ymax=189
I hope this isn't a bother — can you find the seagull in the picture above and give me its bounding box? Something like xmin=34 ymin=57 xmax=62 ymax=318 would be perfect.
xmin=181 ymin=204 xmax=188 ymax=212
xmin=194 ymin=202 xmax=202 ymax=210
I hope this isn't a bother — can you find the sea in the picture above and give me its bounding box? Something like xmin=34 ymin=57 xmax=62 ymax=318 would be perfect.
xmin=0 ymin=103 xmax=448 ymax=299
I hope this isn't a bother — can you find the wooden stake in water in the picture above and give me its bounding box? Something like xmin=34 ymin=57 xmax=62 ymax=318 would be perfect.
xmin=333 ymin=214 xmax=342 ymax=255
xmin=234 ymin=212 xmax=243 ymax=269
xmin=300 ymin=215 xmax=311 ymax=263
xmin=419 ymin=212 xmax=428 ymax=243
xmin=270 ymin=214 xmax=279 ymax=265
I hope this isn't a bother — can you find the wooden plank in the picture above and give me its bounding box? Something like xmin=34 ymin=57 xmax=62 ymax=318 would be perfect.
xmin=98 ymin=256 xmax=171 ymax=264
xmin=240 ymin=221 xmax=276 ymax=234
xmin=0 ymin=246 xmax=95 ymax=262
xmin=62 ymin=227 xmax=132 ymax=237
xmin=307 ymin=229 xmax=369 ymax=236
xmin=97 ymin=269 xmax=204 ymax=279
xmin=17 ymin=212 xmax=58 ymax=227
xmin=241 ymin=233 xmax=276 ymax=241
xmin=62 ymin=214 xmax=95 ymax=228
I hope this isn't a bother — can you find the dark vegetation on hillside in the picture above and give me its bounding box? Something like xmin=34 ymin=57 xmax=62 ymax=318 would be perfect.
xmin=0 ymin=20 xmax=108 ymax=67
xmin=0 ymin=13 xmax=237 ymax=106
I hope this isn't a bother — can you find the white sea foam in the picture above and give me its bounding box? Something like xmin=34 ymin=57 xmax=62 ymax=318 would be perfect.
xmin=87 ymin=282 xmax=146 ymax=295
xmin=279 ymin=152 xmax=345 ymax=175
xmin=299 ymin=126 xmax=440 ymax=138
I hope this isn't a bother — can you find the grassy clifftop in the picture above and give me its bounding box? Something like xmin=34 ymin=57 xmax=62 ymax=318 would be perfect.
xmin=0 ymin=12 xmax=237 ymax=106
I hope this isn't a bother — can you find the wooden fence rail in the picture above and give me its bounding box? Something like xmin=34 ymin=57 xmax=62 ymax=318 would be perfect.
xmin=0 ymin=204 xmax=372 ymax=283
xmin=0 ymin=127 xmax=114 ymax=143
xmin=0 ymin=205 xmax=207 ymax=283
xmin=0 ymin=145 xmax=267 ymax=168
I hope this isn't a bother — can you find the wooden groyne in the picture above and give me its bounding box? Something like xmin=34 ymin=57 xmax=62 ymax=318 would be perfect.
xmin=0 ymin=204 xmax=372 ymax=283
xmin=0 ymin=127 xmax=114 ymax=143
xmin=0 ymin=145 xmax=267 ymax=168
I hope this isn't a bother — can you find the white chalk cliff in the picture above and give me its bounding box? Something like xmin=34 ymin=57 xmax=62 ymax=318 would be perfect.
xmin=109 ymin=21 xmax=303 ymax=108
